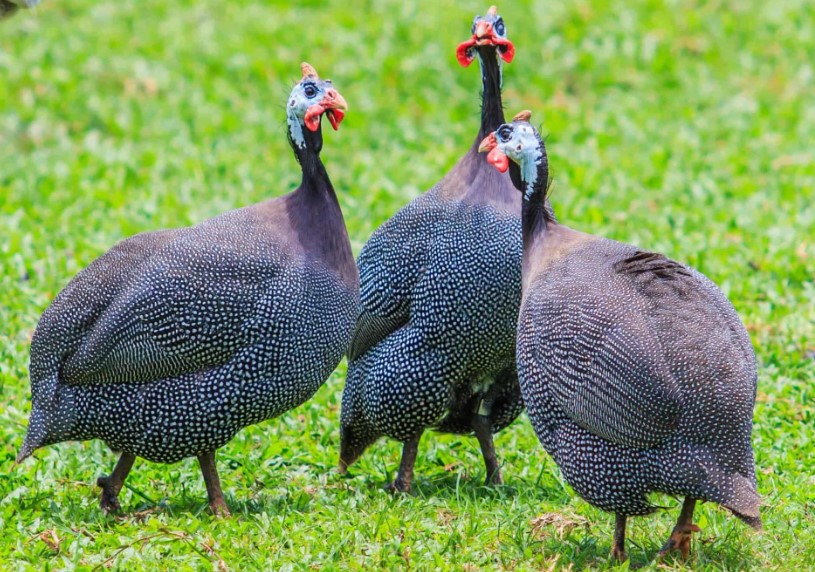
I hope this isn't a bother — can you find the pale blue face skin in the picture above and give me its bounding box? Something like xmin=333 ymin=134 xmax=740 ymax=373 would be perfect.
xmin=494 ymin=121 xmax=544 ymax=195
xmin=286 ymin=77 xmax=337 ymax=149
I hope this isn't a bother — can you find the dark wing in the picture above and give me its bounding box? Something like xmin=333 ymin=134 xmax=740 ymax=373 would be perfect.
xmin=347 ymin=202 xmax=436 ymax=360
xmin=612 ymin=250 xmax=694 ymax=282
xmin=34 ymin=221 xmax=290 ymax=388
xmin=348 ymin=306 xmax=409 ymax=361
xmin=30 ymin=229 xmax=176 ymax=394
xmin=524 ymin=287 xmax=682 ymax=449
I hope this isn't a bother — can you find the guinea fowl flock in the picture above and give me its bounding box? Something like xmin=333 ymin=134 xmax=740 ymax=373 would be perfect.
xmin=14 ymin=5 xmax=761 ymax=564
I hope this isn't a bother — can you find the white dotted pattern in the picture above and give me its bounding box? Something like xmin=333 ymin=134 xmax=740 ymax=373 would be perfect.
xmin=341 ymin=146 xmax=526 ymax=456
xmin=20 ymin=86 xmax=359 ymax=466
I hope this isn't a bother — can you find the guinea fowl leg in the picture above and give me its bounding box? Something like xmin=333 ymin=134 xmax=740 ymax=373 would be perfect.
xmin=97 ymin=452 xmax=136 ymax=513
xmin=658 ymin=497 xmax=700 ymax=560
xmin=471 ymin=414 xmax=503 ymax=485
xmin=197 ymin=451 xmax=231 ymax=517
xmin=611 ymin=513 xmax=628 ymax=562
xmin=386 ymin=435 xmax=421 ymax=493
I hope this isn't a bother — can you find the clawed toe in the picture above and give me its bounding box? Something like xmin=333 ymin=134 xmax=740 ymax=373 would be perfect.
xmin=610 ymin=545 xmax=627 ymax=562
xmin=385 ymin=480 xmax=411 ymax=494
xmin=658 ymin=523 xmax=701 ymax=560
xmin=208 ymin=498 xmax=231 ymax=518
xmin=485 ymin=471 xmax=504 ymax=486
xmin=97 ymin=476 xmax=121 ymax=513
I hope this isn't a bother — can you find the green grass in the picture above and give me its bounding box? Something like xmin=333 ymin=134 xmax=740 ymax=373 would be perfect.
xmin=1 ymin=0 xmax=813 ymax=569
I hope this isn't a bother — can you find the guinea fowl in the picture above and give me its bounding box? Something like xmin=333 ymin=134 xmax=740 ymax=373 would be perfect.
xmin=16 ymin=63 xmax=358 ymax=517
xmin=340 ymin=6 xmax=530 ymax=492
xmin=479 ymin=111 xmax=761 ymax=560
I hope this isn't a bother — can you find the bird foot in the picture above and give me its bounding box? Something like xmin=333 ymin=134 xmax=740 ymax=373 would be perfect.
xmin=385 ymin=479 xmax=411 ymax=494
xmin=610 ymin=544 xmax=627 ymax=562
xmin=658 ymin=523 xmax=701 ymax=560
xmin=485 ymin=470 xmax=504 ymax=486
xmin=208 ymin=497 xmax=231 ymax=518
xmin=96 ymin=476 xmax=122 ymax=514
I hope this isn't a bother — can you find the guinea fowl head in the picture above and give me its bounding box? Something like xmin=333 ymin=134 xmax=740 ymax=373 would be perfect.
xmin=456 ymin=6 xmax=515 ymax=67
xmin=286 ymin=62 xmax=348 ymax=155
xmin=337 ymin=375 xmax=381 ymax=474
xmin=456 ymin=7 xmax=514 ymax=139
xmin=16 ymin=390 xmax=77 ymax=464
xmin=479 ymin=110 xmax=549 ymax=201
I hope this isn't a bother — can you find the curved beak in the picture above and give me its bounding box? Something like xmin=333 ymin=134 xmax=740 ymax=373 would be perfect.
xmin=479 ymin=133 xmax=497 ymax=153
xmin=475 ymin=21 xmax=493 ymax=44
xmin=322 ymin=88 xmax=348 ymax=131
xmin=304 ymin=88 xmax=349 ymax=132
xmin=322 ymin=88 xmax=348 ymax=113
xmin=479 ymin=133 xmax=509 ymax=173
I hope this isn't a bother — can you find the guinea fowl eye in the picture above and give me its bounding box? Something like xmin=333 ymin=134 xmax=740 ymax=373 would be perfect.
xmin=497 ymin=125 xmax=512 ymax=141
xmin=495 ymin=19 xmax=505 ymax=36
xmin=304 ymin=84 xmax=318 ymax=98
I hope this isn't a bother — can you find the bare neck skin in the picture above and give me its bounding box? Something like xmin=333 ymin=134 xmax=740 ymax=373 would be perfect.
xmin=283 ymin=116 xmax=356 ymax=287
xmin=513 ymin=148 xmax=585 ymax=291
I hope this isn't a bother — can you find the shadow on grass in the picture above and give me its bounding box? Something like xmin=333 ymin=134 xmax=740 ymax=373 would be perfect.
xmin=333 ymin=469 xmax=532 ymax=504
xmin=33 ymin=484 xmax=322 ymax=526
xmin=525 ymin=525 xmax=760 ymax=571
xmin=412 ymin=472 xmax=523 ymax=501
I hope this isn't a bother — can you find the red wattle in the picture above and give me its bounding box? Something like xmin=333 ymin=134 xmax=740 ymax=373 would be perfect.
xmin=487 ymin=148 xmax=509 ymax=173
xmin=456 ymin=39 xmax=477 ymax=67
xmin=304 ymin=105 xmax=324 ymax=132
xmin=326 ymin=109 xmax=345 ymax=131
xmin=494 ymin=38 xmax=515 ymax=63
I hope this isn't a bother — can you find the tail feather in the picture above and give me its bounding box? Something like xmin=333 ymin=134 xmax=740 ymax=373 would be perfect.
xmin=16 ymin=406 xmax=46 ymax=464
xmin=680 ymin=452 xmax=762 ymax=530
xmin=16 ymin=439 xmax=36 ymax=464
xmin=736 ymin=512 xmax=762 ymax=530
xmin=725 ymin=473 xmax=762 ymax=530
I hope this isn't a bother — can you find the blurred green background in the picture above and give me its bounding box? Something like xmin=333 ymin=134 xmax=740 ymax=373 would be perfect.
xmin=1 ymin=0 xmax=813 ymax=569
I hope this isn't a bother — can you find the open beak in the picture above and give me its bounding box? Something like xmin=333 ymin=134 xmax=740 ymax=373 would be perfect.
xmin=304 ymin=88 xmax=349 ymax=132
xmin=456 ymin=22 xmax=515 ymax=67
xmin=478 ymin=133 xmax=509 ymax=173
xmin=322 ymin=88 xmax=348 ymax=131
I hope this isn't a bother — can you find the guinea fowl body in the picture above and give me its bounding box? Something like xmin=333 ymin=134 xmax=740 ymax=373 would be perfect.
xmin=340 ymin=9 xmax=527 ymax=488
xmin=481 ymin=116 xmax=760 ymax=558
xmin=18 ymin=66 xmax=357 ymax=512
xmin=25 ymin=194 xmax=357 ymax=465
xmin=519 ymin=231 xmax=759 ymax=518
xmin=347 ymin=144 xmax=524 ymax=439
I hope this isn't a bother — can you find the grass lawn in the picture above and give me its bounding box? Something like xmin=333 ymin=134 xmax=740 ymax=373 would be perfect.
xmin=1 ymin=0 xmax=813 ymax=569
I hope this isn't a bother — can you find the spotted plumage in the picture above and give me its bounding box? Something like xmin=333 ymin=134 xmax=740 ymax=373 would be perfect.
xmin=340 ymin=7 xmax=543 ymax=491
xmin=17 ymin=63 xmax=358 ymax=516
xmin=480 ymin=114 xmax=760 ymax=560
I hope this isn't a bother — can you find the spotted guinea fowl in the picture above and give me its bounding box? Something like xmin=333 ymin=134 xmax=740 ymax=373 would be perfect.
xmin=339 ymin=6 xmax=533 ymax=492
xmin=16 ymin=63 xmax=358 ymax=517
xmin=479 ymin=111 xmax=761 ymax=560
